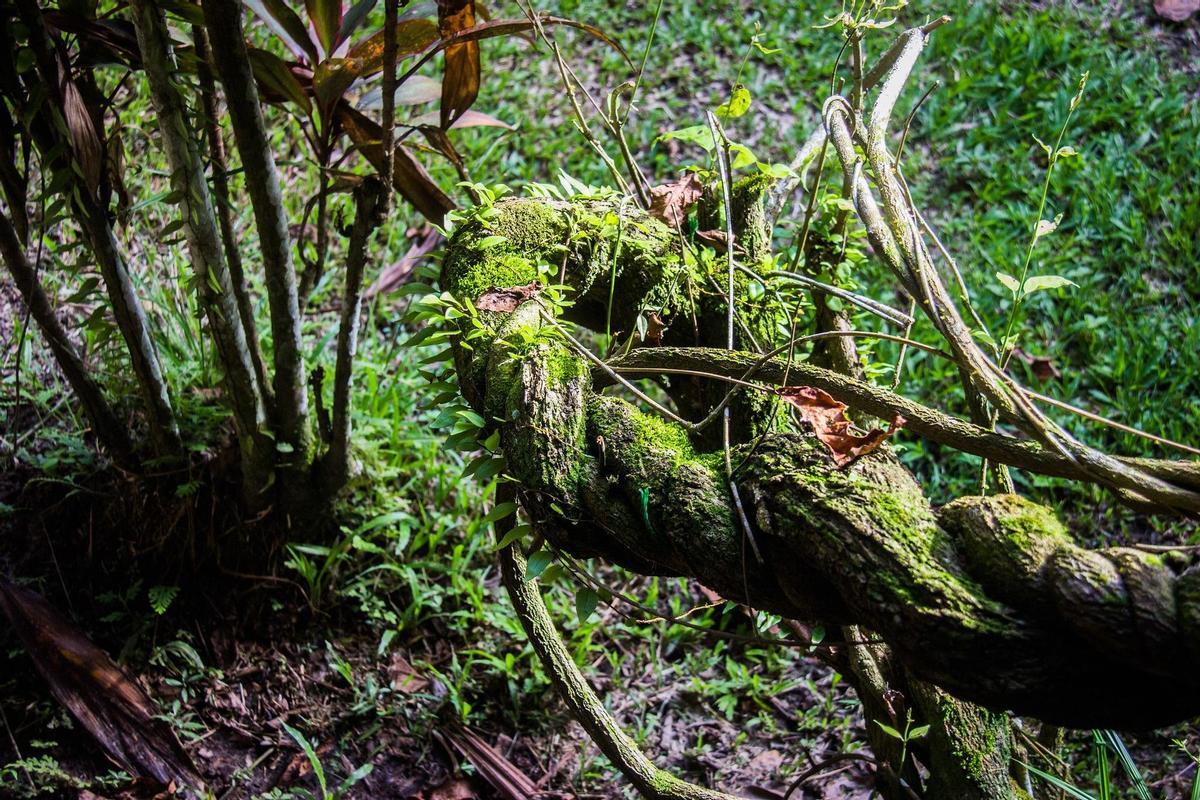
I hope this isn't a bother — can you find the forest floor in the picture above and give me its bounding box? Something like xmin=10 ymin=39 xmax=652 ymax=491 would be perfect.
xmin=3 ymin=0 xmax=1200 ymax=798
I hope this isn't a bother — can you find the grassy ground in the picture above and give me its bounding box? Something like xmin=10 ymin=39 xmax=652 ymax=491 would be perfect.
xmin=2 ymin=0 xmax=1199 ymax=798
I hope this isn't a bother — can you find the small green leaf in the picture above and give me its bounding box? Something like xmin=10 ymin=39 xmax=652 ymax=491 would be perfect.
xmin=494 ymin=523 xmax=531 ymax=550
xmin=484 ymin=501 xmax=517 ymax=522
xmin=525 ymin=550 xmax=553 ymax=579
xmin=716 ymin=84 xmax=751 ymax=119
xmin=657 ymin=125 xmax=715 ymax=152
xmin=996 ymin=272 xmax=1020 ymax=294
xmin=908 ymin=724 xmax=931 ymax=740
xmin=575 ymin=587 xmax=599 ymax=621
xmin=875 ymin=721 xmax=904 ymax=740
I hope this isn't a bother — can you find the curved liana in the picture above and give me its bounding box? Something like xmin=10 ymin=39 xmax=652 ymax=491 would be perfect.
xmin=440 ymin=194 xmax=1200 ymax=732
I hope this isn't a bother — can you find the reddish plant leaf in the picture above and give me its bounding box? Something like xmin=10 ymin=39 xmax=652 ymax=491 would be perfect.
xmin=0 ymin=579 xmax=204 ymax=792
xmin=248 ymin=47 xmax=313 ymax=115
xmin=474 ymin=281 xmax=542 ymax=312
xmin=437 ymin=0 xmax=480 ymax=129
xmin=779 ymin=386 xmax=905 ymax=468
xmin=337 ymin=103 xmax=455 ymax=225
xmin=305 ymin=0 xmax=344 ymax=57
xmin=312 ymin=57 xmax=358 ymax=115
xmin=1155 ymin=0 xmax=1200 ymax=21
xmin=245 ymin=0 xmax=320 ymax=63
xmin=408 ymin=108 xmax=513 ymax=129
xmin=348 ymin=18 xmax=439 ymax=75
xmin=648 ymin=172 xmax=703 ymax=227
xmin=367 ymin=224 xmax=443 ymax=296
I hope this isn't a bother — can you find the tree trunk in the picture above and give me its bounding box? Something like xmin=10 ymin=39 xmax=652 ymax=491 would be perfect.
xmin=320 ymin=178 xmax=384 ymax=494
xmin=130 ymin=0 xmax=273 ymax=504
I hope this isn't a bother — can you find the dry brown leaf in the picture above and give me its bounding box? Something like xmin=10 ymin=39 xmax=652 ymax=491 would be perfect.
xmin=1010 ymin=348 xmax=1061 ymax=381
xmin=388 ymin=652 xmax=431 ymax=694
xmin=474 ymin=281 xmax=542 ymax=313
xmin=0 ymin=579 xmax=204 ymax=793
xmin=1155 ymin=0 xmax=1200 ymax=21
xmin=779 ymin=386 xmax=905 ymax=468
xmin=648 ymin=173 xmax=703 ymax=227
xmin=426 ymin=777 xmax=477 ymax=800
xmin=644 ymin=311 xmax=667 ymax=346
xmin=694 ymin=228 xmax=731 ymax=253
xmin=440 ymin=720 xmax=539 ymax=800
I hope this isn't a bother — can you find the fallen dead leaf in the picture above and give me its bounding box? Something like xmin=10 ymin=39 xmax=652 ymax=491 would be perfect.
xmin=388 ymin=652 xmax=431 ymax=694
xmin=644 ymin=311 xmax=667 ymax=346
xmin=1010 ymin=348 xmax=1061 ymax=381
xmin=426 ymin=777 xmax=477 ymax=800
xmin=649 ymin=173 xmax=704 ymax=228
xmin=1154 ymin=0 xmax=1199 ymax=21
xmin=695 ymin=228 xmax=732 ymax=253
xmin=779 ymin=386 xmax=905 ymax=468
xmin=439 ymin=720 xmax=540 ymax=800
xmin=474 ymin=281 xmax=543 ymax=313
xmin=0 ymin=579 xmax=204 ymax=794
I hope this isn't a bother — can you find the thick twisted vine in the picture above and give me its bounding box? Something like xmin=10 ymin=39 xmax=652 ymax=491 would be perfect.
xmin=441 ymin=195 xmax=1200 ymax=733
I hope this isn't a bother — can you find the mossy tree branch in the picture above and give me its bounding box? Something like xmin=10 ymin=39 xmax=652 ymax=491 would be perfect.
xmin=442 ymin=196 xmax=1200 ymax=732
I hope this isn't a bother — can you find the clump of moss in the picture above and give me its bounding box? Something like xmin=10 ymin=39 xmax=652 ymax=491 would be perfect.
xmin=442 ymin=198 xmax=566 ymax=301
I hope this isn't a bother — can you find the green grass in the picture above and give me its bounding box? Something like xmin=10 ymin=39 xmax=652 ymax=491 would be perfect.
xmin=433 ymin=0 xmax=1199 ymax=516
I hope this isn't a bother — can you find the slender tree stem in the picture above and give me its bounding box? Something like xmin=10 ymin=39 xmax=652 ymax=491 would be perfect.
xmin=192 ymin=22 xmax=274 ymax=414
xmin=131 ymin=0 xmax=272 ymax=501
xmin=204 ymin=0 xmax=312 ymax=470
xmin=323 ymin=178 xmax=384 ymax=493
xmin=0 ymin=210 xmax=138 ymax=469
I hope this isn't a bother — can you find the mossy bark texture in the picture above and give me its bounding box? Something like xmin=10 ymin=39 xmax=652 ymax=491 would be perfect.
xmin=443 ymin=197 xmax=1200 ymax=792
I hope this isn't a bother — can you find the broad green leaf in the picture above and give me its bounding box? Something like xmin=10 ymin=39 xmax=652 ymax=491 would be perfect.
xmin=525 ymin=549 xmax=553 ymax=579
xmin=1021 ymin=275 xmax=1076 ymax=295
xmin=716 ymin=84 xmax=751 ymax=119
